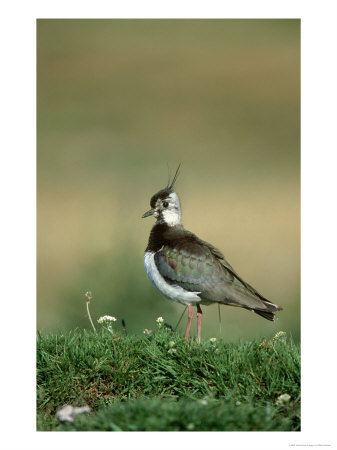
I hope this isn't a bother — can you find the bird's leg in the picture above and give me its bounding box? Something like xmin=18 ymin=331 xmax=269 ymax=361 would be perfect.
xmin=185 ymin=304 xmax=193 ymax=342
xmin=197 ymin=304 xmax=203 ymax=344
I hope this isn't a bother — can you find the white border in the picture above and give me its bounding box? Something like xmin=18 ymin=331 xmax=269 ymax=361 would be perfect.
xmin=1 ymin=1 xmax=337 ymax=449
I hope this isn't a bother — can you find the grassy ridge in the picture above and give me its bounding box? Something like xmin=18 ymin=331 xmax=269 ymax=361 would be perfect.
xmin=37 ymin=328 xmax=300 ymax=431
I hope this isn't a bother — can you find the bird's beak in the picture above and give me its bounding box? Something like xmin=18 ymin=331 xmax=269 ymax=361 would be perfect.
xmin=142 ymin=209 xmax=155 ymax=218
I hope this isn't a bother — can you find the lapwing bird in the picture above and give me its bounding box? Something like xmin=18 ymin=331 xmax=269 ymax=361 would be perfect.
xmin=142 ymin=166 xmax=282 ymax=342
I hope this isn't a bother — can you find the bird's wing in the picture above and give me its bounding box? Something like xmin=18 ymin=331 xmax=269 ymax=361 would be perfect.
xmin=154 ymin=229 xmax=272 ymax=310
xmin=198 ymin=237 xmax=274 ymax=304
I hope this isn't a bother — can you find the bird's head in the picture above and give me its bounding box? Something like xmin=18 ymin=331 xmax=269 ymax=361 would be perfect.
xmin=142 ymin=164 xmax=182 ymax=226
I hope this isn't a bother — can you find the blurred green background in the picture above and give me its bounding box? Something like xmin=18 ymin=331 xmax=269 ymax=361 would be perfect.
xmin=37 ymin=19 xmax=300 ymax=341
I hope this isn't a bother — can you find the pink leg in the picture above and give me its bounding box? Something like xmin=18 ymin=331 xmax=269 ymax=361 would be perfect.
xmin=185 ymin=304 xmax=193 ymax=342
xmin=197 ymin=304 xmax=202 ymax=344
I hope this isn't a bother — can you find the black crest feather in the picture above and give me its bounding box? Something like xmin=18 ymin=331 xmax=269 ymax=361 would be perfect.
xmin=167 ymin=163 xmax=181 ymax=190
xmin=150 ymin=164 xmax=181 ymax=208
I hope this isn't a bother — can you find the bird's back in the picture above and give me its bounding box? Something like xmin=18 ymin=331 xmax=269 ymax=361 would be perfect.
xmin=150 ymin=223 xmax=281 ymax=319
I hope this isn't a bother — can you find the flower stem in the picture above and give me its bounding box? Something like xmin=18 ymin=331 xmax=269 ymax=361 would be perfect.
xmin=86 ymin=301 xmax=96 ymax=333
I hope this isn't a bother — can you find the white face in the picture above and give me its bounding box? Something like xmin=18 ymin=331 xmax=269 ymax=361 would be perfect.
xmin=155 ymin=192 xmax=182 ymax=226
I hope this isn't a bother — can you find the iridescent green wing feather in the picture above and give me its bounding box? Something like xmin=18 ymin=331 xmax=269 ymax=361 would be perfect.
xmin=155 ymin=228 xmax=274 ymax=310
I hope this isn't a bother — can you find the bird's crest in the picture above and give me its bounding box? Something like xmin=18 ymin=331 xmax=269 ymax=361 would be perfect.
xmin=167 ymin=163 xmax=181 ymax=190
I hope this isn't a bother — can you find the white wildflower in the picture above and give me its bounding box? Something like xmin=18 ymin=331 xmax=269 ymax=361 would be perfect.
xmin=275 ymin=393 xmax=291 ymax=406
xmin=209 ymin=337 xmax=217 ymax=343
xmin=97 ymin=315 xmax=117 ymax=324
xmin=156 ymin=316 xmax=164 ymax=328
xmin=235 ymin=401 xmax=241 ymax=406
xmin=199 ymin=399 xmax=208 ymax=406
xmin=169 ymin=341 xmax=175 ymax=347
xmin=273 ymin=331 xmax=286 ymax=341
xmin=167 ymin=348 xmax=177 ymax=354
xmin=143 ymin=329 xmax=152 ymax=336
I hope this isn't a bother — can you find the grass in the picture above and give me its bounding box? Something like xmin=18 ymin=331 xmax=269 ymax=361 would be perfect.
xmin=37 ymin=325 xmax=300 ymax=431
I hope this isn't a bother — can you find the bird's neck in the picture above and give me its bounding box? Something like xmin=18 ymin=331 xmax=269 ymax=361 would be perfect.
xmin=146 ymin=222 xmax=184 ymax=252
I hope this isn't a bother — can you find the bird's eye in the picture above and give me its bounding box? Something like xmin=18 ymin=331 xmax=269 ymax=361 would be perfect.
xmin=163 ymin=201 xmax=169 ymax=208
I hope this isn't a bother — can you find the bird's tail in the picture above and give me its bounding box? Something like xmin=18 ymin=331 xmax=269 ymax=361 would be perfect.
xmin=254 ymin=309 xmax=277 ymax=321
xmin=253 ymin=302 xmax=283 ymax=322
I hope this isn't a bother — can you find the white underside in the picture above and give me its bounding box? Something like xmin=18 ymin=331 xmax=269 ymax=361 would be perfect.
xmin=144 ymin=250 xmax=201 ymax=306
